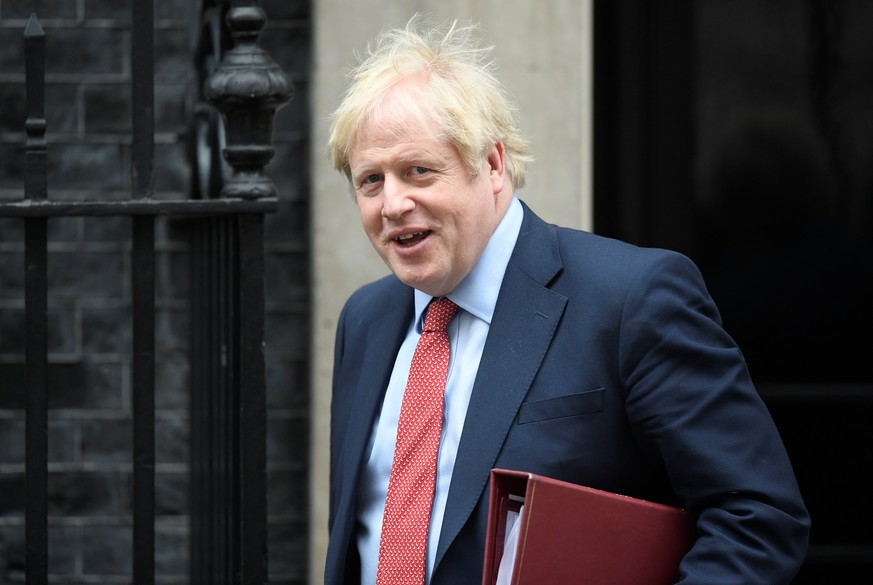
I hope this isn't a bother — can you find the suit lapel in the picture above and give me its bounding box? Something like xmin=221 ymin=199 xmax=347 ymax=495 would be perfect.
xmin=339 ymin=296 xmax=411 ymax=483
xmin=328 ymin=286 xmax=413 ymax=582
xmin=435 ymin=205 xmax=568 ymax=568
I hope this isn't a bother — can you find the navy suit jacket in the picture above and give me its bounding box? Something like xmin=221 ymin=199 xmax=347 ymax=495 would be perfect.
xmin=325 ymin=202 xmax=809 ymax=585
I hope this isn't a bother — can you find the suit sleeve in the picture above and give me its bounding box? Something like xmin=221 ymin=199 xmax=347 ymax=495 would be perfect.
xmin=618 ymin=251 xmax=810 ymax=584
xmin=328 ymin=300 xmax=349 ymax=532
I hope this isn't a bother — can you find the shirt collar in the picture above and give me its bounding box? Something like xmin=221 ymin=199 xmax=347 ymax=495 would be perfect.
xmin=414 ymin=197 xmax=524 ymax=329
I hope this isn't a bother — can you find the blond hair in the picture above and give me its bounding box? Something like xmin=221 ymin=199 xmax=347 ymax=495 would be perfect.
xmin=328 ymin=15 xmax=533 ymax=188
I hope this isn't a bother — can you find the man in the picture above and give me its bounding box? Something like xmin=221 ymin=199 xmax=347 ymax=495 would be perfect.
xmin=325 ymin=15 xmax=809 ymax=585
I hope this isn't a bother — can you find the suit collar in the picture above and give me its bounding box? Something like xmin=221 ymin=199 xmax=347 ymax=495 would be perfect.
xmin=510 ymin=200 xmax=564 ymax=286
xmin=341 ymin=285 xmax=413 ymax=478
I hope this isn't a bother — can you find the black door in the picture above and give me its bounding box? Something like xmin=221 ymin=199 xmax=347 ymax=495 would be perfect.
xmin=593 ymin=1 xmax=873 ymax=581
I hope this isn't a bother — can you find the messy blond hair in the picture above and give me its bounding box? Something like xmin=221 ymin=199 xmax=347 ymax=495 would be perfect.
xmin=328 ymin=14 xmax=533 ymax=188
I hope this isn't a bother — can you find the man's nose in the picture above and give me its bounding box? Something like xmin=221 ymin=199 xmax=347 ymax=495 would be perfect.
xmin=381 ymin=175 xmax=414 ymax=218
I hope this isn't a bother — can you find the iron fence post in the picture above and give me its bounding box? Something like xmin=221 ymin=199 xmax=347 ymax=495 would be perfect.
xmin=193 ymin=2 xmax=291 ymax=583
xmin=203 ymin=1 xmax=293 ymax=199
xmin=24 ymin=15 xmax=48 ymax=585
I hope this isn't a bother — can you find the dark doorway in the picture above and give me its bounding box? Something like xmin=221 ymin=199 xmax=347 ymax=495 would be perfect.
xmin=593 ymin=0 xmax=873 ymax=581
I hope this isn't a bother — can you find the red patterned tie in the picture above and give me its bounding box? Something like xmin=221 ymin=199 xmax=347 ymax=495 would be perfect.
xmin=376 ymin=297 xmax=459 ymax=585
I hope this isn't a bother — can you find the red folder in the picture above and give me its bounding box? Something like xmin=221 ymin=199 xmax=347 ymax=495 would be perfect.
xmin=482 ymin=469 xmax=695 ymax=585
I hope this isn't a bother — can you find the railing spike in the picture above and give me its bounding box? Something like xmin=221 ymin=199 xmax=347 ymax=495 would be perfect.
xmin=25 ymin=13 xmax=44 ymax=38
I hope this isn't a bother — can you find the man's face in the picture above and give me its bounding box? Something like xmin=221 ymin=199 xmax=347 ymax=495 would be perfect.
xmin=348 ymin=95 xmax=509 ymax=297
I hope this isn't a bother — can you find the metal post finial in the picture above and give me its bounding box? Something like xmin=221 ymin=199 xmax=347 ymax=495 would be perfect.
xmin=203 ymin=1 xmax=293 ymax=199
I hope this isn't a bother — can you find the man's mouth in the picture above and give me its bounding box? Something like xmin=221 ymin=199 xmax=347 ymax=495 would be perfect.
xmin=395 ymin=231 xmax=429 ymax=246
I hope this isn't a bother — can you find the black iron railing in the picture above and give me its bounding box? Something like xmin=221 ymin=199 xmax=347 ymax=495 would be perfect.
xmin=0 ymin=1 xmax=291 ymax=583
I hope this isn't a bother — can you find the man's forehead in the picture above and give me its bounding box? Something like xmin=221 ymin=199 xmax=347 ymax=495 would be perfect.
xmin=365 ymin=101 xmax=438 ymax=136
xmin=352 ymin=112 xmax=444 ymax=156
xmin=348 ymin=136 xmax=455 ymax=175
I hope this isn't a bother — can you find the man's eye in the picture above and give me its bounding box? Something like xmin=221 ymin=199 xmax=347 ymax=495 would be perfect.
xmin=410 ymin=166 xmax=429 ymax=176
xmin=361 ymin=173 xmax=382 ymax=185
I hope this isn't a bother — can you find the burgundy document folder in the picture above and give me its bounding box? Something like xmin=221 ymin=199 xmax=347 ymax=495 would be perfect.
xmin=482 ymin=469 xmax=695 ymax=585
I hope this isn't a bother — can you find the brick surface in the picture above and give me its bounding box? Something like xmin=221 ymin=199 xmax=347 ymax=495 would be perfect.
xmin=0 ymin=219 xmax=23 ymax=242
xmin=267 ymin=469 xmax=307 ymax=519
xmin=266 ymin=357 xmax=309 ymax=410
xmin=263 ymin=0 xmax=310 ymax=21
xmin=155 ymin=522 xmax=188 ymax=576
xmin=0 ymin=29 xmax=25 ymax=74
xmin=274 ymin=78 xmax=309 ymax=134
xmin=82 ymin=525 xmax=131 ymax=575
xmin=154 ymin=28 xmax=190 ymax=83
xmin=0 ymin=252 xmax=24 ymax=296
xmin=0 ymin=362 xmax=124 ymax=409
xmin=3 ymin=0 xmax=77 ymax=19
xmin=0 ymin=144 xmax=24 ymax=188
xmin=0 ymin=0 xmax=312 ymax=581
xmin=265 ymin=310 xmax=308 ymax=354
xmin=155 ymin=249 xmax=189 ymax=301
xmin=0 ymin=474 xmax=25 ymax=516
xmin=0 ymin=86 xmax=76 ymax=154
xmin=49 ymin=419 xmax=77 ymax=463
xmin=49 ymin=524 xmax=78 ymax=575
xmin=155 ymin=83 xmax=187 ymax=132
xmin=47 ymin=216 xmax=81 ymax=242
xmin=82 ymin=215 xmax=129 ymax=243
xmin=49 ymin=249 xmax=126 ymax=298
xmin=154 ymin=353 xmax=189 ymax=409
xmin=48 ymin=362 xmax=124 ymax=409
xmin=0 ymin=524 xmax=25 ymax=576
xmin=84 ymin=84 xmax=132 ymax=134
xmin=265 ymin=200 xmax=310 ymax=242
xmin=155 ymin=416 xmax=188 ymax=464
xmin=45 ymin=83 xmax=80 ymax=134
xmin=155 ymin=471 xmax=187 ymax=516
xmin=0 ymin=365 xmax=25 ymax=408
xmin=48 ymin=143 xmax=129 ymax=193
xmin=261 ymin=29 xmax=310 ymax=77
xmin=48 ymin=471 xmax=126 ymax=516
xmin=154 ymin=142 xmax=189 ymax=193
xmin=46 ymin=29 xmax=126 ymax=76
xmin=82 ymin=307 xmax=131 ymax=354
xmin=81 ymin=419 xmax=132 ymax=463
xmin=0 ymin=307 xmax=78 ymax=355
xmin=83 ymin=0 xmax=129 ymax=20
xmin=0 ymin=83 xmax=25 ymax=133
xmin=265 ymin=250 xmax=309 ymax=305
xmin=266 ymin=141 xmax=309 ymax=200
xmin=267 ymin=416 xmax=308 ymax=465
xmin=0 ymin=419 xmax=79 ymax=464
xmin=268 ymin=520 xmax=309 ymax=580
xmin=155 ymin=308 xmax=188 ymax=352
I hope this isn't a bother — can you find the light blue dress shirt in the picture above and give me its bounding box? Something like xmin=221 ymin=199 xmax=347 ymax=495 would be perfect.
xmin=356 ymin=197 xmax=524 ymax=585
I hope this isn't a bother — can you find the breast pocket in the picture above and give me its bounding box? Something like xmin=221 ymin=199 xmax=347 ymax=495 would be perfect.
xmin=517 ymin=388 xmax=605 ymax=424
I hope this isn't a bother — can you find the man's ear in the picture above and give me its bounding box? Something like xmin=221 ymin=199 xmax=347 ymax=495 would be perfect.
xmin=487 ymin=141 xmax=507 ymax=194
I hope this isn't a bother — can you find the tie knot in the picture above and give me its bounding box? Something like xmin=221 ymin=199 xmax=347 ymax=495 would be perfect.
xmin=422 ymin=297 xmax=458 ymax=333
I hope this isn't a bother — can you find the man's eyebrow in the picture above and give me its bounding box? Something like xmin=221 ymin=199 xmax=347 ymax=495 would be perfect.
xmin=398 ymin=149 xmax=450 ymax=165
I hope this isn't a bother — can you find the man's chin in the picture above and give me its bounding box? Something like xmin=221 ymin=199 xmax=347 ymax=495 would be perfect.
xmin=394 ymin=271 xmax=448 ymax=297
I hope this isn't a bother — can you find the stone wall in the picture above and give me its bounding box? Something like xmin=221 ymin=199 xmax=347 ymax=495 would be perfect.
xmin=0 ymin=0 xmax=311 ymax=583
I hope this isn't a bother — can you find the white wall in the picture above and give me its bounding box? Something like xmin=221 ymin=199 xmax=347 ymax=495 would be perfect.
xmin=309 ymin=1 xmax=592 ymax=581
